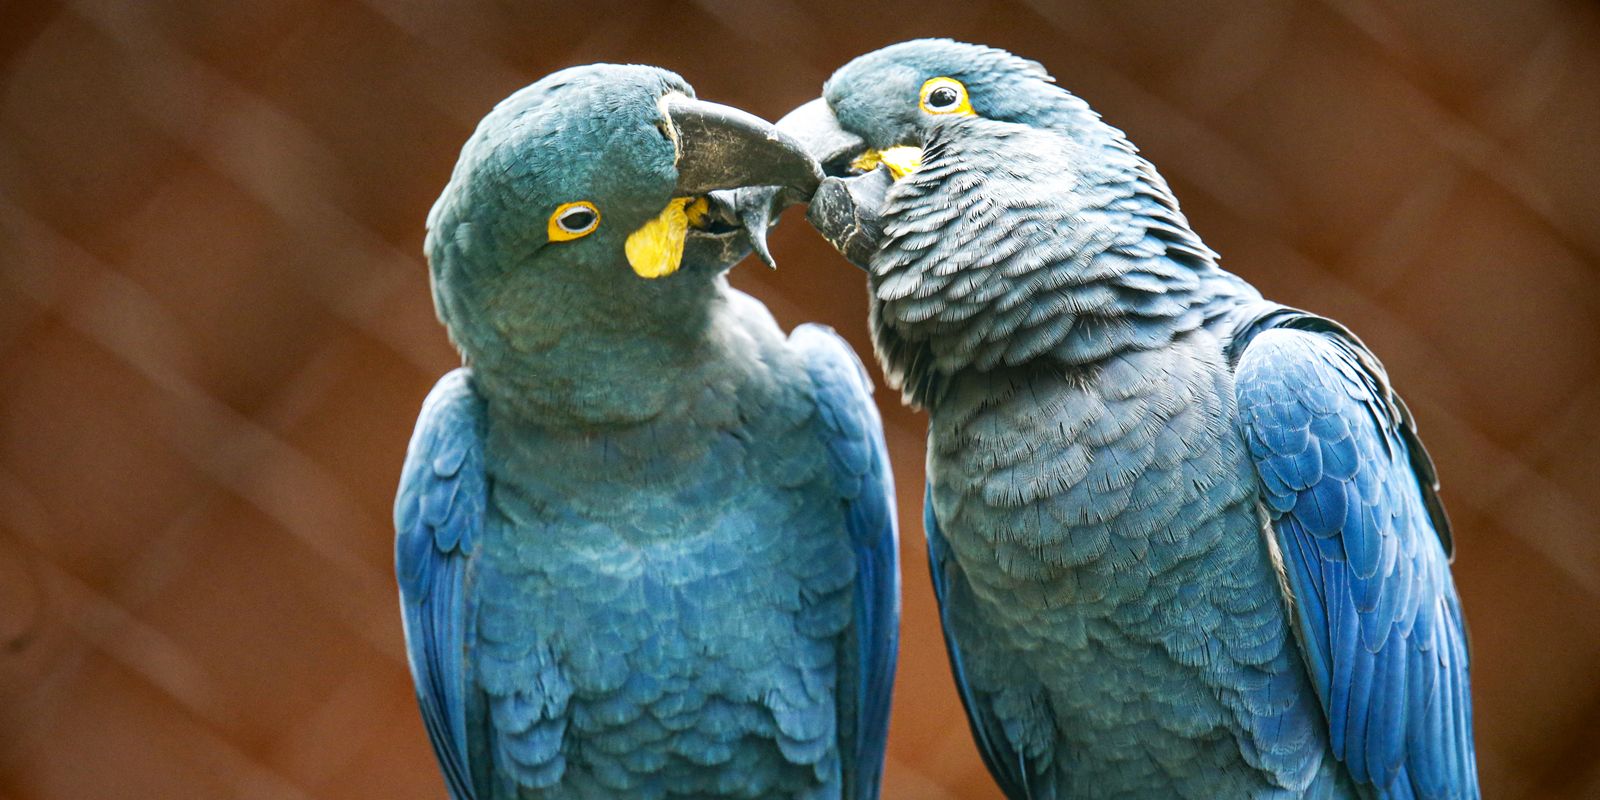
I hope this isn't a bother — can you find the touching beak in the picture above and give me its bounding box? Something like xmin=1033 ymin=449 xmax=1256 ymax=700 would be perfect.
xmin=772 ymin=98 xmax=866 ymax=173
xmin=661 ymin=94 xmax=822 ymax=198
xmin=762 ymin=97 xmax=896 ymax=271
xmin=778 ymin=97 xmax=921 ymax=179
xmin=713 ymin=97 xmax=874 ymax=271
xmin=626 ymin=95 xmax=822 ymax=279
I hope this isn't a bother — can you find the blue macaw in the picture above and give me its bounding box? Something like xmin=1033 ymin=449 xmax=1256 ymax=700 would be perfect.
xmin=775 ymin=39 xmax=1477 ymax=799
xmin=395 ymin=64 xmax=899 ymax=799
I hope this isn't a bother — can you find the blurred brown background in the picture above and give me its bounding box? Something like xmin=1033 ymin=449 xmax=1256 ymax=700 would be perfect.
xmin=2 ymin=0 xmax=1597 ymax=797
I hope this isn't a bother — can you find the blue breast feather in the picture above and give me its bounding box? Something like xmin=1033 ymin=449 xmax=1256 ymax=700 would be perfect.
xmin=396 ymin=331 xmax=899 ymax=799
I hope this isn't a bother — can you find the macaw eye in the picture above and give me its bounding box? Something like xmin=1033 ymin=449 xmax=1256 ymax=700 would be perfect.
xmin=919 ymin=77 xmax=972 ymax=116
xmin=548 ymin=201 xmax=600 ymax=241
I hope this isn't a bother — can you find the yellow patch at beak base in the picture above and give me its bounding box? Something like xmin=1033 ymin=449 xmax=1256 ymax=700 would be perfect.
xmin=626 ymin=197 xmax=696 ymax=279
xmin=851 ymin=145 xmax=923 ymax=181
xmin=682 ymin=196 xmax=711 ymax=228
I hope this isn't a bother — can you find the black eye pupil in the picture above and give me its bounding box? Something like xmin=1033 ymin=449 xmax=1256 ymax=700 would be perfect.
xmin=561 ymin=209 xmax=595 ymax=231
xmin=929 ymin=86 xmax=959 ymax=109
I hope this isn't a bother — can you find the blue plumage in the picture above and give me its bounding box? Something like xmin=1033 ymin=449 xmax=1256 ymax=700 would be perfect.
xmin=786 ymin=39 xmax=1476 ymax=799
xmin=396 ymin=65 xmax=897 ymax=799
xmin=1233 ymin=314 xmax=1473 ymax=797
xmin=397 ymin=369 xmax=485 ymax=800
xmin=793 ymin=326 xmax=902 ymax=800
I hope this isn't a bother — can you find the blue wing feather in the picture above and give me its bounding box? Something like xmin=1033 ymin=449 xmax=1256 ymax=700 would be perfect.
xmin=1230 ymin=309 xmax=1477 ymax=799
xmin=792 ymin=324 xmax=901 ymax=800
xmin=922 ymin=490 xmax=1056 ymax=800
xmin=396 ymin=368 xmax=487 ymax=800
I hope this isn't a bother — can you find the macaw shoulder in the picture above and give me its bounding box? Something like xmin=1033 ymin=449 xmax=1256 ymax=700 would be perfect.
xmin=724 ymin=285 xmax=783 ymax=332
xmin=707 ymin=287 xmax=812 ymax=403
xmin=719 ymin=288 xmax=872 ymax=444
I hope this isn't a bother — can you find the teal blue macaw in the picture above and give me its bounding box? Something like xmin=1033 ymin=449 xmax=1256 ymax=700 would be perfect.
xmin=395 ymin=64 xmax=900 ymax=799
xmin=776 ymin=39 xmax=1477 ymax=799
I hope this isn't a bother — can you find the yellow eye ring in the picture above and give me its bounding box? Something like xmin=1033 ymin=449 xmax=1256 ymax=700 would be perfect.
xmin=548 ymin=201 xmax=600 ymax=241
xmin=919 ymin=77 xmax=973 ymax=116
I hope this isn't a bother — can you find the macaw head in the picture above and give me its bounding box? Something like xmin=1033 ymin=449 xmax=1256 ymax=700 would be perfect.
xmin=779 ymin=38 xmax=1098 ymax=181
xmin=773 ymin=40 xmax=1221 ymax=407
xmin=425 ymin=64 xmax=819 ymax=369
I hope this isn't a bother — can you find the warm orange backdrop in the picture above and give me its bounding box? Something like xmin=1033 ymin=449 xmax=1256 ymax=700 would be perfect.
xmin=3 ymin=1 xmax=1598 ymax=798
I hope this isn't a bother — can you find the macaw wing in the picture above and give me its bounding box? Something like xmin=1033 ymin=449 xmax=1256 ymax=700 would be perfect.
xmin=924 ymin=490 xmax=1057 ymax=800
xmin=792 ymin=324 xmax=901 ymax=800
xmin=395 ymin=368 xmax=487 ymax=800
xmin=1230 ymin=307 xmax=1477 ymax=799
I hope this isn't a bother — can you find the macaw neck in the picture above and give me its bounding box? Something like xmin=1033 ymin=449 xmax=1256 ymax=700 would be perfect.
xmin=467 ymin=280 xmax=741 ymax=430
xmin=468 ymin=286 xmax=803 ymax=531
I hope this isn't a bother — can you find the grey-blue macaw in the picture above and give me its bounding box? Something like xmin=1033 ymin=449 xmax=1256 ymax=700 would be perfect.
xmin=776 ymin=39 xmax=1476 ymax=799
xmin=395 ymin=64 xmax=900 ymax=800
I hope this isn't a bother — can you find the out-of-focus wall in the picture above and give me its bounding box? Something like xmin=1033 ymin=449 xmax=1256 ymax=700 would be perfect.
xmin=2 ymin=1 xmax=1597 ymax=797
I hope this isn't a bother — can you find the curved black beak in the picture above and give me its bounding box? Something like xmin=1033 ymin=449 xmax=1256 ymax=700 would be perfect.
xmin=774 ymin=98 xmax=867 ymax=173
xmin=762 ymin=97 xmax=888 ymax=271
xmin=662 ymin=94 xmax=822 ymax=198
